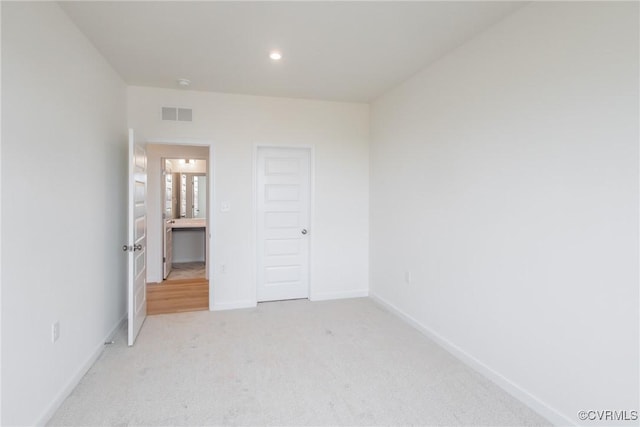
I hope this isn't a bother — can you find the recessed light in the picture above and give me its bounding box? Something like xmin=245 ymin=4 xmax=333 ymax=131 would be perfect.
xmin=269 ymin=51 xmax=282 ymax=61
xmin=177 ymin=78 xmax=191 ymax=88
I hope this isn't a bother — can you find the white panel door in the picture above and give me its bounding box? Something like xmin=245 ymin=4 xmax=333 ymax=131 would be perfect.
xmin=163 ymin=221 xmax=173 ymax=279
xmin=163 ymin=163 xmax=173 ymax=279
xmin=257 ymin=147 xmax=311 ymax=302
xmin=127 ymin=129 xmax=147 ymax=346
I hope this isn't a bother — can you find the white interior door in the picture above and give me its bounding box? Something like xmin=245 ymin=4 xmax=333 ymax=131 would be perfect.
xmin=163 ymin=161 xmax=173 ymax=279
xmin=164 ymin=221 xmax=173 ymax=279
xmin=257 ymin=147 xmax=311 ymax=302
xmin=127 ymin=129 xmax=147 ymax=346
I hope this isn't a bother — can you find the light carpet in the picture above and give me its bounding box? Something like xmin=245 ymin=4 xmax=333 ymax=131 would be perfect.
xmin=48 ymin=298 xmax=550 ymax=426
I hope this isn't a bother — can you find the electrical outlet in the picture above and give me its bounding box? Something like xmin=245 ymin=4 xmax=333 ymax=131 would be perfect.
xmin=405 ymin=271 xmax=412 ymax=284
xmin=220 ymin=264 xmax=227 ymax=274
xmin=52 ymin=321 xmax=60 ymax=343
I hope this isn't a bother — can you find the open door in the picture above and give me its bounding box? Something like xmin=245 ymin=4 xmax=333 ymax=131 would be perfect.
xmin=163 ymin=160 xmax=173 ymax=279
xmin=126 ymin=129 xmax=147 ymax=346
xmin=163 ymin=221 xmax=173 ymax=279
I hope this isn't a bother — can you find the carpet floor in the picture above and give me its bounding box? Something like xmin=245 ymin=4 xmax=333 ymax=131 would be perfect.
xmin=48 ymin=298 xmax=550 ymax=426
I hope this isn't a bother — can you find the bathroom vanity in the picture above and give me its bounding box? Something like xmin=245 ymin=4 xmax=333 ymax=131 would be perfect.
xmin=169 ymin=218 xmax=206 ymax=263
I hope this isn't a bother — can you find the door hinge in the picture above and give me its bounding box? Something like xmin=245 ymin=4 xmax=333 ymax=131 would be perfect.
xmin=163 ymin=257 xmax=166 ymax=262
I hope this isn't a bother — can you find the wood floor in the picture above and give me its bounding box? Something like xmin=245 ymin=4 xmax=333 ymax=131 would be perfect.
xmin=147 ymin=278 xmax=209 ymax=315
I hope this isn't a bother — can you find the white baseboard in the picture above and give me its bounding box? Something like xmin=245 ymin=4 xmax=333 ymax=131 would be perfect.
xmin=310 ymin=289 xmax=369 ymax=301
xmin=36 ymin=312 xmax=127 ymax=426
xmin=369 ymin=293 xmax=574 ymax=427
xmin=211 ymin=300 xmax=257 ymax=311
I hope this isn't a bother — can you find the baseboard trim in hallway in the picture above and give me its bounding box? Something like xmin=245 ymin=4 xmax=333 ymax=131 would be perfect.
xmin=369 ymin=293 xmax=572 ymax=426
xmin=147 ymin=278 xmax=209 ymax=315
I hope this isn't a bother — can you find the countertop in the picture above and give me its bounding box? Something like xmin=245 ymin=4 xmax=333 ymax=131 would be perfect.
xmin=171 ymin=218 xmax=206 ymax=229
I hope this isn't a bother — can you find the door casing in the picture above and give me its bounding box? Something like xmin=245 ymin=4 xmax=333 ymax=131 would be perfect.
xmin=147 ymin=138 xmax=215 ymax=309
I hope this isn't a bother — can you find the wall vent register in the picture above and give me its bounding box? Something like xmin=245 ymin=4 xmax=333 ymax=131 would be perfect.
xmin=162 ymin=107 xmax=193 ymax=122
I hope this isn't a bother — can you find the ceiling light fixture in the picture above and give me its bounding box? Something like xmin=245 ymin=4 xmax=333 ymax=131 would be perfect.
xmin=269 ymin=51 xmax=282 ymax=61
xmin=177 ymin=78 xmax=191 ymax=88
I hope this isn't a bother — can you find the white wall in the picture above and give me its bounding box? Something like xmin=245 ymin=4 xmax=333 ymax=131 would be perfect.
xmin=1 ymin=3 xmax=127 ymax=425
xmin=146 ymin=144 xmax=209 ymax=282
xmin=370 ymin=2 xmax=638 ymax=425
xmin=128 ymin=87 xmax=370 ymax=308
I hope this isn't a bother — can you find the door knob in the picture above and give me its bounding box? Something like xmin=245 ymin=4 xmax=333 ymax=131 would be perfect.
xmin=122 ymin=245 xmax=130 ymax=252
xmin=133 ymin=244 xmax=143 ymax=251
xmin=301 ymin=229 xmax=308 ymax=235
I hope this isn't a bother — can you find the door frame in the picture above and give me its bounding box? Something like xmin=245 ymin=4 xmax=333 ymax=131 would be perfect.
xmin=252 ymin=144 xmax=315 ymax=304
xmin=147 ymin=137 xmax=215 ymax=310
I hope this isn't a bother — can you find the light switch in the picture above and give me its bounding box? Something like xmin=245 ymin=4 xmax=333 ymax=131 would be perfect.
xmin=221 ymin=201 xmax=231 ymax=212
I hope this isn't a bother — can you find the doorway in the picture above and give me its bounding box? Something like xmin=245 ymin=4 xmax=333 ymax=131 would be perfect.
xmin=144 ymin=142 xmax=213 ymax=315
xmin=256 ymin=146 xmax=312 ymax=302
xmin=162 ymin=157 xmax=208 ymax=282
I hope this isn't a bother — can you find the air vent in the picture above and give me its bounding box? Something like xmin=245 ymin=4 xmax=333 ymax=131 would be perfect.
xmin=162 ymin=107 xmax=192 ymax=122
xmin=177 ymin=108 xmax=192 ymax=121
xmin=162 ymin=107 xmax=177 ymax=121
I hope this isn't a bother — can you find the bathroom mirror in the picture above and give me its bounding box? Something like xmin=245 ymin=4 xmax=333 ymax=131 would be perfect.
xmin=179 ymin=173 xmax=207 ymax=218
xmin=192 ymin=175 xmax=207 ymax=218
xmin=164 ymin=159 xmax=207 ymax=219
